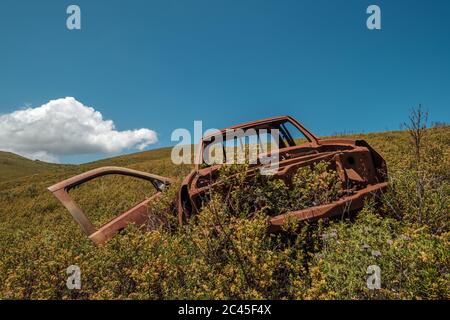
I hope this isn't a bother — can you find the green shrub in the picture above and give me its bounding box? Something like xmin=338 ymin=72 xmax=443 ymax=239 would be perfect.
xmin=382 ymin=168 xmax=449 ymax=234
xmin=217 ymin=161 xmax=342 ymax=218
xmin=307 ymin=205 xmax=449 ymax=299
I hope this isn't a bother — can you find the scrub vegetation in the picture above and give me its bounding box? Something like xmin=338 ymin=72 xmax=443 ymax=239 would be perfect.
xmin=0 ymin=110 xmax=448 ymax=299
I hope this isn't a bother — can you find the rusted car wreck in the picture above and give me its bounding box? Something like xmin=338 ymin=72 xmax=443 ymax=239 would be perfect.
xmin=49 ymin=116 xmax=388 ymax=245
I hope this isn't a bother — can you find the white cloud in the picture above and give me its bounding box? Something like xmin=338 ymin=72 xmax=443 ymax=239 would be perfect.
xmin=0 ymin=97 xmax=158 ymax=162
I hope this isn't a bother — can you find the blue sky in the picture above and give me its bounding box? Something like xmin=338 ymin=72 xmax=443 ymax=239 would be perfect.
xmin=0 ymin=0 xmax=449 ymax=163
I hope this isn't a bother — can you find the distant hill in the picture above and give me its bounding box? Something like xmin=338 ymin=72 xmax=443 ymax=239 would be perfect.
xmin=0 ymin=146 xmax=177 ymax=184
xmin=81 ymin=146 xmax=174 ymax=169
xmin=0 ymin=151 xmax=69 ymax=183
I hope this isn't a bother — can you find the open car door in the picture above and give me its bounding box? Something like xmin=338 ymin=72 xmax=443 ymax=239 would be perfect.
xmin=48 ymin=166 xmax=172 ymax=245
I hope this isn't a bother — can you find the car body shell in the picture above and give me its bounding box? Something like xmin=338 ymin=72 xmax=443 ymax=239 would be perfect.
xmin=49 ymin=116 xmax=388 ymax=245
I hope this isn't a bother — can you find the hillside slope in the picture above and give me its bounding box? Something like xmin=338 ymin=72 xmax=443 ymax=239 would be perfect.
xmin=0 ymin=126 xmax=448 ymax=299
xmin=0 ymin=151 xmax=71 ymax=183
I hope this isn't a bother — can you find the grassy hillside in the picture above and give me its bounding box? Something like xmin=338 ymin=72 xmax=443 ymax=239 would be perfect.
xmin=0 ymin=126 xmax=448 ymax=299
xmin=0 ymin=151 xmax=71 ymax=183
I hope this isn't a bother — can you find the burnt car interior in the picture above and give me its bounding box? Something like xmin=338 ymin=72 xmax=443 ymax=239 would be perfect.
xmin=199 ymin=118 xmax=316 ymax=167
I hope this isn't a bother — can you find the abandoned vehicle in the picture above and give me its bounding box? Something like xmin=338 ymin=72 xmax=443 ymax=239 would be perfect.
xmin=49 ymin=116 xmax=388 ymax=245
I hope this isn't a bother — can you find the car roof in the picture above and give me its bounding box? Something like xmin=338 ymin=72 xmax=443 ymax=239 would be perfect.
xmin=202 ymin=115 xmax=292 ymax=141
